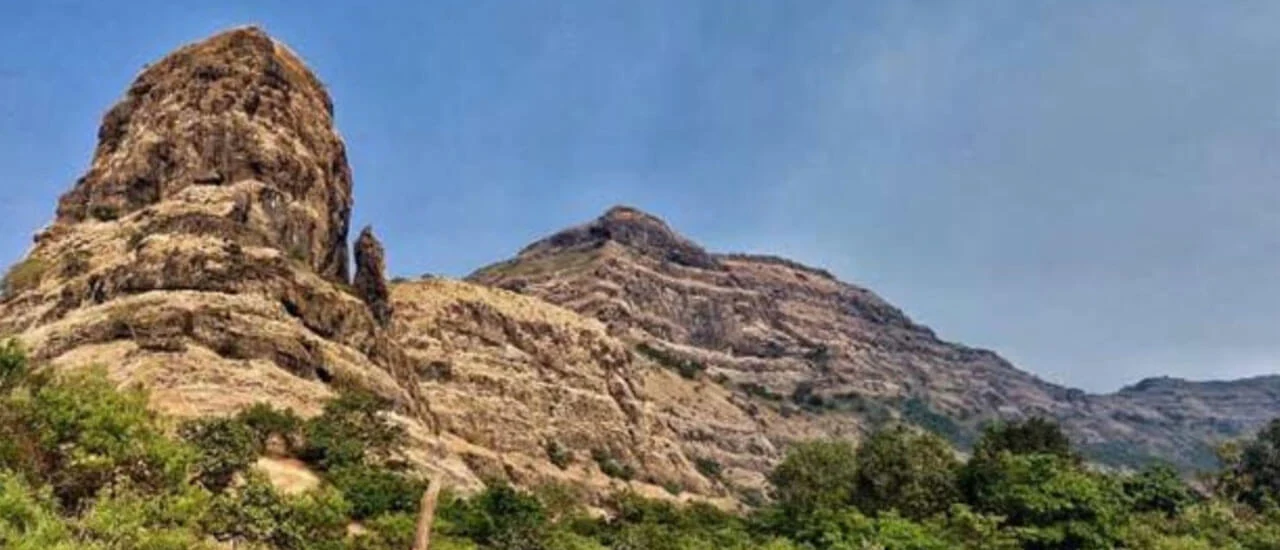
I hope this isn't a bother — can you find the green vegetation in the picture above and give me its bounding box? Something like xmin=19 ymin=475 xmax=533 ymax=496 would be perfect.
xmin=899 ymin=397 xmax=975 ymax=448
xmin=591 ymin=448 xmax=636 ymax=481
xmin=2 ymin=257 xmax=47 ymax=298
xmin=5 ymin=340 xmax=1280 ymax=549
xmin=694 ymin=457 xmax=723 ymax=480
xmin=545 ymin=440 xmax=572 ymax=470
xmin=635 ymin=342 xmax=706 ymax=380
xmin=89 ymin=204 xmax=121 ymax=221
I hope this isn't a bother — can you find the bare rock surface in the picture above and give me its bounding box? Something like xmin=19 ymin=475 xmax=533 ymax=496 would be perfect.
xmin=353 ymin=226 xmax=392 ymax=326
xmin=470 ymin=205 xmax=1280 ymax=472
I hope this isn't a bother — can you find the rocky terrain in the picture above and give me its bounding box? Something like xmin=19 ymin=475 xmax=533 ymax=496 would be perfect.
xmin=1 ymin=27 xmax=1276 ymax=508
xmin=470 ymin=206 xmax=1280 ymax=472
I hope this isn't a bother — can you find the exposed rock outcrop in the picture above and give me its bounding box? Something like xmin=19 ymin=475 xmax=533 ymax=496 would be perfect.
xmin=354 ymin=226 xmax=392 ymax=326
xmin=0 ymin=26 xmax=446 ymax=484
xmin=470 ymin=205 xmax=1280 ymax=472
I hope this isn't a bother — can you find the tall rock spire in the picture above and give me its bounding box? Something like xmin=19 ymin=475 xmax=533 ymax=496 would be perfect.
xmin=354 ymin=226 xmax=392 ymax=326
xmin=0 ymin=26 xmax=430 ymax=434
xmin=54 ymin=26 xmax=353 ymax=282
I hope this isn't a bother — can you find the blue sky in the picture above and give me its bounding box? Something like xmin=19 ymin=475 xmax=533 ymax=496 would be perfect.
xmin=1 ymin=1 xmax=1277 ymax=392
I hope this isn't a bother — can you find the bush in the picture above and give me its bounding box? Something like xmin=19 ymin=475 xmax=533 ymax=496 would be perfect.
xmin=592 ymin=448 xmax=636 ymax=481
xmin=299 ymin=389 xmax=405 ymax=470
xmin=2 ymin=258 xmax=46 ymax=298
xmin=965 ymin=453 xmax=1126 ymax=550
xmin=1124 ymin=463 xmax=1196 ymax=517
xmin=180 ymin=416 xmax=259 ymax=492
xmin=236 ymin=402 xmax=303 ymax=452
xmin=546 ymin=440 xmax=572 ymax=470
xmin=328 ymin=464 xmax=425 ymax=520
xmin=695 ymin=457 xmax=724 ymax=479
xmin=442 ymin=484 xmax=549 ymax=549
xmin=0 ymin=365 xmax=195 ymax=510
xmin=204 ymin=473 xmax=350 ymax=549
xmin=635 ymin=342 xmax=706 ymax=380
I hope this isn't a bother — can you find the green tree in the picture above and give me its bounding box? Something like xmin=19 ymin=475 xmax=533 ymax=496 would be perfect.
xmin=971 ymin=417 xmax=1077 ymax=462
xmin=851 ymin=425 xmax=961 ymax=520
xmin=966 ymin=453 xmax=1126 ymax=550
xmin=1124 ymin=463 xmax=1196 ymax=517
xmin=768 ymin=439 xmax=859 ymax=523
xmin=300 ymin=389 xmax=405 ymax=470
xmin=180 ymin=416 xmax=259 ymax=492
xmin=1224 ymin=418 xmax=1280 ymax=510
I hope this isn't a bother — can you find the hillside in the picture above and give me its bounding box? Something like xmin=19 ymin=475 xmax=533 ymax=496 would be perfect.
xmin=468 ymin=206 xmax=1280 ymax=471
xmin=0 ymin=26 xmax=1276 ymax=513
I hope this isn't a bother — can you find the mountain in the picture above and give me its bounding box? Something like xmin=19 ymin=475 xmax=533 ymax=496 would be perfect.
xmin=1 ymin=28 xmax=1276 ymax=507
xmin=468 ymin=205 xmax=1280 ymax=472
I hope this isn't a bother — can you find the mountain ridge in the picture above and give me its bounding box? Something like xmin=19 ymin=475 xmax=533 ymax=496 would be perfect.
xmin=468 ymin=204 xmax=1280 ymax=471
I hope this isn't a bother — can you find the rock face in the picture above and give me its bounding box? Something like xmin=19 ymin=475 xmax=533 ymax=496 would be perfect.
xmin=54 ymin=27 xmax=352 ymax=282
xmin=353 ymin=226 xmax=392 ymax=326
xmin=470 ymin=205 xmax=1280 ymax=472
xmin=0 ymin=26 xmax=442 ymax=482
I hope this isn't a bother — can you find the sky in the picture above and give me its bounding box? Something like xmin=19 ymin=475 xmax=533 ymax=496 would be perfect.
xmin=0 ymin=1 xmax=1276 ymax=392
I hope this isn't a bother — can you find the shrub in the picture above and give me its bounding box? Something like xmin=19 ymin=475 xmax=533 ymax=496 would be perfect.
xmin=695 ymin=457 xmax=723 ymax=479
xmin=441 ymin=483 xmax=549 ymax=549
xmin=546 ymin=440 xmax=572 ymax=470
xmin=328 ymin=464 xmax=425 ymax=520
xmin=592 ymin=448 xmax=636 ymax=481
xmin=204 ymin=473 xmax=350 ymax=549
xmin=740 ymin=382 xmax=783 ymax=401
xmin=2 ymin=258 xmax=47 ymax=298
xmin=0 ymin=365 xmax=196 ymax=510
xmin=635 ymin=342 xmax=706 ymax=380
xmin=236 ymin=402 xmax=302 ymax=452
xmin=965 ymin=453 xmax=1127 ymax=550
xmin=180 ymin=416 xmax=259 ymax=492
xmin=89 ymin=204 xmax=121 ymax=221
xmin=1124 ymin=463 xmax=1196 ymax=517
xmin=1223 ymin=418 xmax=1280 ymax=510
xmin=299 ymin=389 xmax=404 ymax=470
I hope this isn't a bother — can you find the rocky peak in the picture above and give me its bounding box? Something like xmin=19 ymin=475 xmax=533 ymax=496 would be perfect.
xmin=353 ymin=226 xmax=392 ymax=326
xmin=520 ymin=205 xmax=720 ymax=270
xmin=53 ymin=26 xmax=353 ymax=282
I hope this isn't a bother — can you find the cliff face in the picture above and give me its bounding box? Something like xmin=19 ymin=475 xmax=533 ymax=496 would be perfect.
xmin=470 ymin=206 xmax=1280 ymax=472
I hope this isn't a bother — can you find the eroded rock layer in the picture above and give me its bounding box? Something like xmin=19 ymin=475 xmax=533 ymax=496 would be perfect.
xmin=470 ymin=205 xmax=1280 ymax=472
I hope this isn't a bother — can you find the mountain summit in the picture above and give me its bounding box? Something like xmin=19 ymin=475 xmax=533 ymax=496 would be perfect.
xmin=473 ymin=205 xmax=1280 ymax=472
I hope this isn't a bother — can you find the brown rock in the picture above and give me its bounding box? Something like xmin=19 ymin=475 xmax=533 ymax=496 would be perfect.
xmin=354 ymin=226 xmax=392 ymax=326
xmin=470 ymin=205 xmax=1280 ymax=474
xmin=53 ymin=26 xmax=352 ymax=282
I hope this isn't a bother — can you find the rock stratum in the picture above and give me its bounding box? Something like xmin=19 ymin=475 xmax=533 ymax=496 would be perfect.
xmin=470 ymin=206 xmax=1280 ymax=474
xmin=1 ymin=27 xmax=1277 ymax=505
